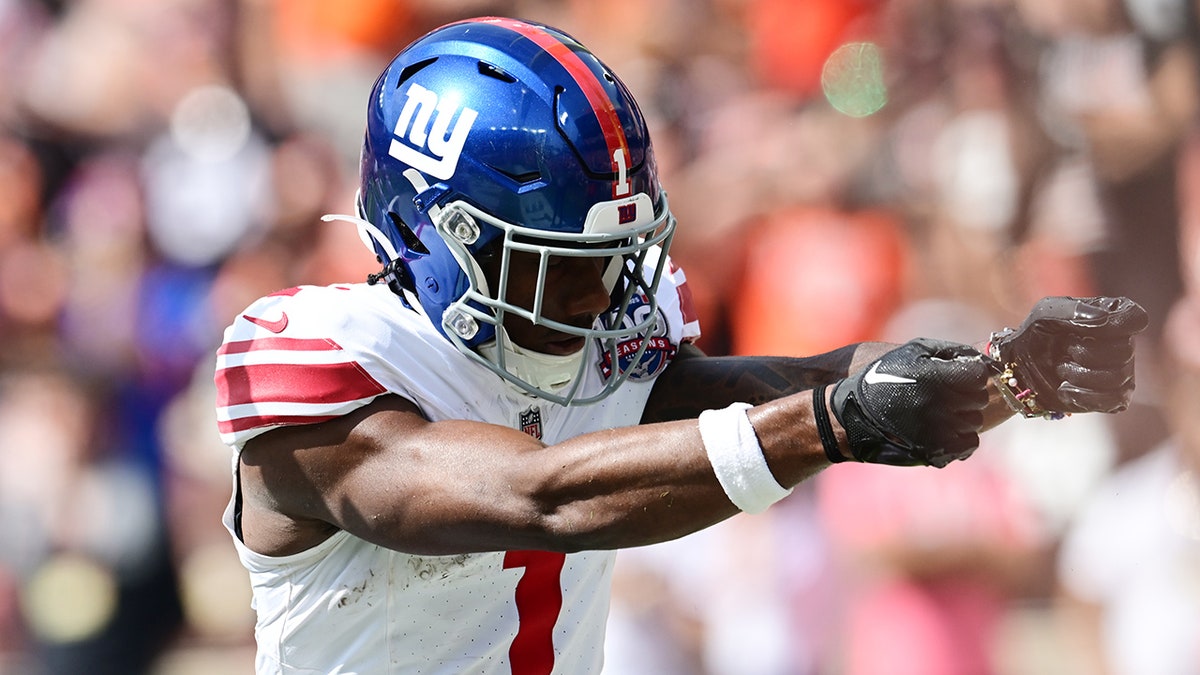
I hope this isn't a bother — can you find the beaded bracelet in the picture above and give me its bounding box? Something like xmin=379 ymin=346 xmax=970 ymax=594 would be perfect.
xmin=986 ymin=331 xmax=1068 ymax=421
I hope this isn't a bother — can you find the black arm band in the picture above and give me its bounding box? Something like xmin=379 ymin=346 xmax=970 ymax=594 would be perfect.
xmin=813 ymin=384 xmax=848 ymax=464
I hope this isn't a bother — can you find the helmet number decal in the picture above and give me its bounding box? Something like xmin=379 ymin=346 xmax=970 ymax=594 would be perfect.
xmin=389 ymin=83 xmax=478 ymax=181
xmin=612 ymin=148 xmax=631 ymax=198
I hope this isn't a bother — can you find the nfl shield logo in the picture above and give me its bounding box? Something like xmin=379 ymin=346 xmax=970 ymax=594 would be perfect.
xmin=519 ymin=406 xmax=543 ymax=440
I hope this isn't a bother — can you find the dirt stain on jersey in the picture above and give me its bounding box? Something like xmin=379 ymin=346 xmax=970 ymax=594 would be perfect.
xmin=334 ymin=568 xmax=377 ymax=609
xmin=406 ymin=553 xmax=476 ymax=584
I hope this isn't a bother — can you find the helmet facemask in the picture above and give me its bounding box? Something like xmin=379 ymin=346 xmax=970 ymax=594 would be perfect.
xmin=432 ymin=194 xmax=675 ymax=405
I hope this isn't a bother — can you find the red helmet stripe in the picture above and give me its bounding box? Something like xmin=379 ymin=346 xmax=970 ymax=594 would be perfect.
xmin=477 ymin=17 xmax=629 ymax=177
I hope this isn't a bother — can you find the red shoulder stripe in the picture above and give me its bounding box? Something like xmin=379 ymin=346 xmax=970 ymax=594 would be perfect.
xmin=216 ymin=361 xmax=387 ymax=410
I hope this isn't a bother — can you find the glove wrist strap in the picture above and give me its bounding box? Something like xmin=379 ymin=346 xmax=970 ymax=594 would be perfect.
xmin=814 ymin=385 xmax=850 ymax=463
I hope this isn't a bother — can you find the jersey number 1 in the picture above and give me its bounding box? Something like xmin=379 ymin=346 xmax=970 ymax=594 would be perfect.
xmin=503 ymin=550 xmax=566 ymax=675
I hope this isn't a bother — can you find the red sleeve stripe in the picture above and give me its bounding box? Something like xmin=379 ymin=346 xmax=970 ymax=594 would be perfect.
xmin=216 ymin=361 xmax=387 ymax=410
xmin=216 ymin=398 xmax=383 ymax=431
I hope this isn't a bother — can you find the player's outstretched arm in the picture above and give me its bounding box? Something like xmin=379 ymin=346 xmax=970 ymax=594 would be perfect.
xmin=236 ymin=339 xmax=993 ymax=558
xmin=646 ymin=341 xmax=1008 ymax=440
xmin=646 ymin=296 xmax=1147 ymax=430
xmin=235 ymin=296 xmax=1144 ymax=559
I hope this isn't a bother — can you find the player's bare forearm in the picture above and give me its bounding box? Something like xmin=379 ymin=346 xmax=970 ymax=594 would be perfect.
xmin=240 ymin=391 xmax=833 ymax=556
xmin=641 ymin=342 xmax=895 ymax=423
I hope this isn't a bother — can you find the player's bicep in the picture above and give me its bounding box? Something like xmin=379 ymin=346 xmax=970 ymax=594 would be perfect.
xmin=236 ymin=394 xmax=421 ymax=555
xmin=239 ymin=394 xmax=548 ymax=556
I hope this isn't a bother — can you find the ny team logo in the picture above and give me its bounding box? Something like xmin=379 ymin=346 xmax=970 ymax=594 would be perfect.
xmin=388 ymin=83 xmax=478 ymax=180
xmin=597 ymin=293 xmax=676 ymax=382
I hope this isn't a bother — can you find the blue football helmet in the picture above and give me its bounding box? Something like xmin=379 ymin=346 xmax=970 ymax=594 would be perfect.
xmin=348 ymin=16 xmax=676 ymax=405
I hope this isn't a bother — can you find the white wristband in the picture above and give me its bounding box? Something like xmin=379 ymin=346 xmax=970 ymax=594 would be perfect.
xmin=698 ymin=402 xmax=793 ymax=514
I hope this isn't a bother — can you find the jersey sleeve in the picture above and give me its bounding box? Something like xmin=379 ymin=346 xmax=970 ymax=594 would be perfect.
xmin=213 ymin=285 xmax=398 ymax=450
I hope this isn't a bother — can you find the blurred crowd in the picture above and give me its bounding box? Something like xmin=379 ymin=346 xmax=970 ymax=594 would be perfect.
xmin=0 ymin=0 xmax=1196 ymax=673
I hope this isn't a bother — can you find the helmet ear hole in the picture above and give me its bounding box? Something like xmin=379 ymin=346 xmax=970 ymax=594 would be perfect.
xmin=388 ymin=212 xmax=430 ymax=255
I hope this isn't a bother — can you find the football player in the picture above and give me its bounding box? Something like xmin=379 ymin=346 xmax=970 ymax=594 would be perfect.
xmin=214 ymin=16 xmax=1146 ymax=674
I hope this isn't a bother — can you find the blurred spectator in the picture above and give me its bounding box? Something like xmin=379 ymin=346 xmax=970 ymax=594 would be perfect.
xmin=0 ymin=134 xmax=42 ymax=250
xmin=817 ymin=457 xmax=1041 ymax=675
xmin=1178 ymin=127 xmax=1200 ymax=308
xmin=605 ymin=485 xmax=840 ymax=675
xmin=1056 ymin=296 xmax=1200 ymax=675
xmin=154 ymin=360 xmax=257 ymax=672
xmin=812 ymin=300 xmax=1047 ymax=675
xmin=141 ymin=84 xmax=271 ymax=269
xmin=728 ymin=202 xmax=910 ymax=358
xmin=0 ymin=368 xmax=183 ymax=674
xmin=1022 ymin=0 xmax=1200 ymax=463
xmin=743 ymin=0 xmax=881 ymax=98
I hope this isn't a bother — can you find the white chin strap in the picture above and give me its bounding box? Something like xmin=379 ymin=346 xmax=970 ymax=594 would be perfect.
xmin=479 ymin=334 xmax=586 ymax=394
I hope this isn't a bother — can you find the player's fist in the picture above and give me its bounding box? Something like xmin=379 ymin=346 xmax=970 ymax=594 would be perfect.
xmin=826 ymin=338 xmax=990 ymax=468
xmin=990 ymin=296 xmax=1148 ymax=415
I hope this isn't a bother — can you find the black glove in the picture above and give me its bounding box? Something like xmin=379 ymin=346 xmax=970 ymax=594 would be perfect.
xmin=989 ymin=296 xmax=1148 ymax=415
xmin=817 ymin=338 xmax=990 ymax=468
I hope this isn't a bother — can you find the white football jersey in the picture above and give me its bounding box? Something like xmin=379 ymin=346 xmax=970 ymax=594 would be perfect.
xmin=215 ymin=258 xmax=699 ymax=674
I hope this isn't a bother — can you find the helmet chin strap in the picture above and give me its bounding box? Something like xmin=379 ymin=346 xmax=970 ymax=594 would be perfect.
xmin=479 ymin=329 xmax=586 ymax=395
xmin=322 ymin=192 xmax=401 ymax=261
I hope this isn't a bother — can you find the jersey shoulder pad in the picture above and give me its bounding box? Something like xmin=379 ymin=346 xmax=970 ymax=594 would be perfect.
xmin=213 ymin=284 xmax=411 ymax=448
